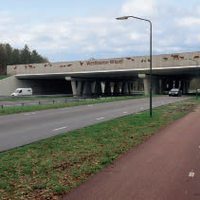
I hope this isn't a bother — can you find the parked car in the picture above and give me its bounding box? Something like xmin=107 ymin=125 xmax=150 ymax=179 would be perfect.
xmin=168 ymin=88 xmax=182 ymax=97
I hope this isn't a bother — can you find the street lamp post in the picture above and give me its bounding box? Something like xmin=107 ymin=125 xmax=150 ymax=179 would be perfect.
xmin=116 ymin=16 xmax=153 ymax=117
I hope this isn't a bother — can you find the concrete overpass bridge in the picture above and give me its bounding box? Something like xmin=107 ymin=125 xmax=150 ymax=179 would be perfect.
xmin=1 ymin=51 xmax=200 ymax=96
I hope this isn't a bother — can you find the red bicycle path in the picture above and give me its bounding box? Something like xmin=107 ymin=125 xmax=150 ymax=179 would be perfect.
xmin=63 ymin=107 xmax=200 ymax=200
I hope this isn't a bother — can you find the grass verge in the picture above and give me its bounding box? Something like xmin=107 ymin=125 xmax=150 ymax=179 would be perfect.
xmin=0 ymin=75 xmax=10 ymax=80
xmin=0 ymin=95 xmax=151 ymax=116
xmin=0 ymin=96 xmax=76 ymax=102
xmin=0 ymin=98 xmax=199 ymax=200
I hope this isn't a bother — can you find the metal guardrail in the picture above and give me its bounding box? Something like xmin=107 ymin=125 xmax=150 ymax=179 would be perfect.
xmin=0 ymin=93 xmax=144 ymax=109
xmin=0 ymin=98 xmax=90 ymax=109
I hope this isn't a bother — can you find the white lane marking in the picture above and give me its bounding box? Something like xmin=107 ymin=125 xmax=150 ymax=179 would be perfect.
xmin=96 ymin=117 xmax=105 ymax=120
xmin=198 ymin=146 xmax=200 ymax=149
xmin=123 ymin=111 xmax=128 ymax=114
xmin=188 ymin=172 xmax=195 ymax=177
xmin=24 ymin=112 xmax=36 ymax=116
xmin=88 ymin=105 xmax=93 ymax=107
xmin=53 ymin=126 xmax=68 ymax=131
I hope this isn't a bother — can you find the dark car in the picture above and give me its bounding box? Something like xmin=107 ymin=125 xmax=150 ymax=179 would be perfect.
xmin=168 ymin=88 xmax=182 ymax=97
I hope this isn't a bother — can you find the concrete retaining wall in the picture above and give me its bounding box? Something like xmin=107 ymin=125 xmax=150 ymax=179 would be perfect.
xmin=0 ymin=76 xmax=29 ymax=95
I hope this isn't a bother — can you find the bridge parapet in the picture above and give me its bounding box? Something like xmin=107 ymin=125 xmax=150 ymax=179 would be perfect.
xmin=7 ymin=51 xmax=200 ymax=76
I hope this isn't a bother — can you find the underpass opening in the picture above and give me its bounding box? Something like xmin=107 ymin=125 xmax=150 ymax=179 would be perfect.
xmin=19 ymin=78 xmax=72 ymax=95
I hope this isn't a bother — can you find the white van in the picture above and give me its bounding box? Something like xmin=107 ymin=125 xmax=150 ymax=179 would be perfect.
xmin=11 ymin=88 xmax=33 ymax=97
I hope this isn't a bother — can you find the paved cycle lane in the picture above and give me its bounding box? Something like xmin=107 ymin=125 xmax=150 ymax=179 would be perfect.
xmin=63 ymin=105 xmax=200 ymax=200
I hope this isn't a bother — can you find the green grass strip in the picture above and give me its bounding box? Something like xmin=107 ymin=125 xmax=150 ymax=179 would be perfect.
xmin=0 ymin=96 xmax=76 ymax=102
xmin=0 ymin=98 xmax=198 ymax=200
xmin=0 ymin=95 xmax=152 ymax=116
xmin=0 ymin=75 xmax=10 ymax=80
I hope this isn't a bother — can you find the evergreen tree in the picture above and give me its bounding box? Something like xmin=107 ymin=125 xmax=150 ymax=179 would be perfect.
xmin=12 ymin=49 xmax=21 ymax=65
xmin=31 ymin=49 xmax=48 ymax=63
xmin=0 ymin=44 xmax=7 ymax=74
xmin=5 ymin=43 xmax=13 ymax=65
xmin=20 ymin=44 xmax=31 ymax=64
xmin=0 ymin=43 xmax=49 ymax=75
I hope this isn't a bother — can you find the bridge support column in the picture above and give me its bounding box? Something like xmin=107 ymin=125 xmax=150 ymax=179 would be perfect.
xmin=181 ymin=81 xmax=185 ymax=94
xmin=143 ymin=76 xmax=150 ymax=95
xmin=101 ymin=82 xmax=105 ymax=94
xmin=76 ymin=81 xmax=83 ymax=96
xmin=71 ymin=80 xmax=77 ymax=96
xmin=122 ymin=82 xmax=129 ymax=95
xmin=82 ymin=81 xmax=92 ymax=97
xmin=128 ymin=82 xmax=132 ymax=94
xmin=152 ymin=77 xmax=159 ymax=94
xmin=160 ymin=78 xmax=171 ymax=94
xmin=174 ymin=80 xmax=180 ymax=88
xmin=159 ymin=79 xmax=165 ymax=94
xmin=91 ymin=81 xmax=96 ymax=94
xmin=143 ymin=75 xmax=160 ymax=95
xmin=181 ymin=80 xmax=190 ymax=94
xmin=92 ymin=81 xmax=102 ymax=96
xmin=185 ymin=80 xmax=190 ymax=94
xmin=182 ymin=81 xmax=187 ymax=94
xmin=187 ymin=81 xmax=190 ymax=93
xmin=110 ymin=82 xmax=114 ymax=94
xmin=105 ymin=81 xmax=112 ymax=96
xmin=113 ymin=82 xmax=120 ymax=96
xmin=166 ymin=79 xmax=173 ymax=89
xmin=66 ymin=77 xmax=82 ymax=97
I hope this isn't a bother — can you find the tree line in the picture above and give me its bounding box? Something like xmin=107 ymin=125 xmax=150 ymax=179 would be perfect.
xmin=0 ymin=43 xmax=49 ymax=75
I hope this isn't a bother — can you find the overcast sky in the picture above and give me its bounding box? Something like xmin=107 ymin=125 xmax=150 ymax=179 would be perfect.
xmin=1 ymin=0 xmax=200 ymax=62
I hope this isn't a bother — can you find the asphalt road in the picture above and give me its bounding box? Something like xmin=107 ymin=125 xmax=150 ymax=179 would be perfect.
xmin=64 ymin=103 xmax=200 ymax=200
xmin=0 ymin=96 xmax=190 ymax=152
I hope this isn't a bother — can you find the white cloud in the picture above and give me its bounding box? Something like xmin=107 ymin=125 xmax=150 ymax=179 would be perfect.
xmin=154 ymin=46 xmax=183 ymax=54
xmin=197 ymin=5 xmax=200 ymax=14
xmin=1 ymin=0 xmax=200 ymax=62
xmin=177 ymin=17 xmax=200 ymax=27
xmin=158 ymin=36 xmax=176 ymax=46
xmin=129 ymin=32 xmax=142 ymax=40
xmin=196 ymin=35 xmax=200 ymax=42
xmin=121 ymin=0 xmax=158 ymax=17
xmin=0 ymin=11 xmax=16 ymax=24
